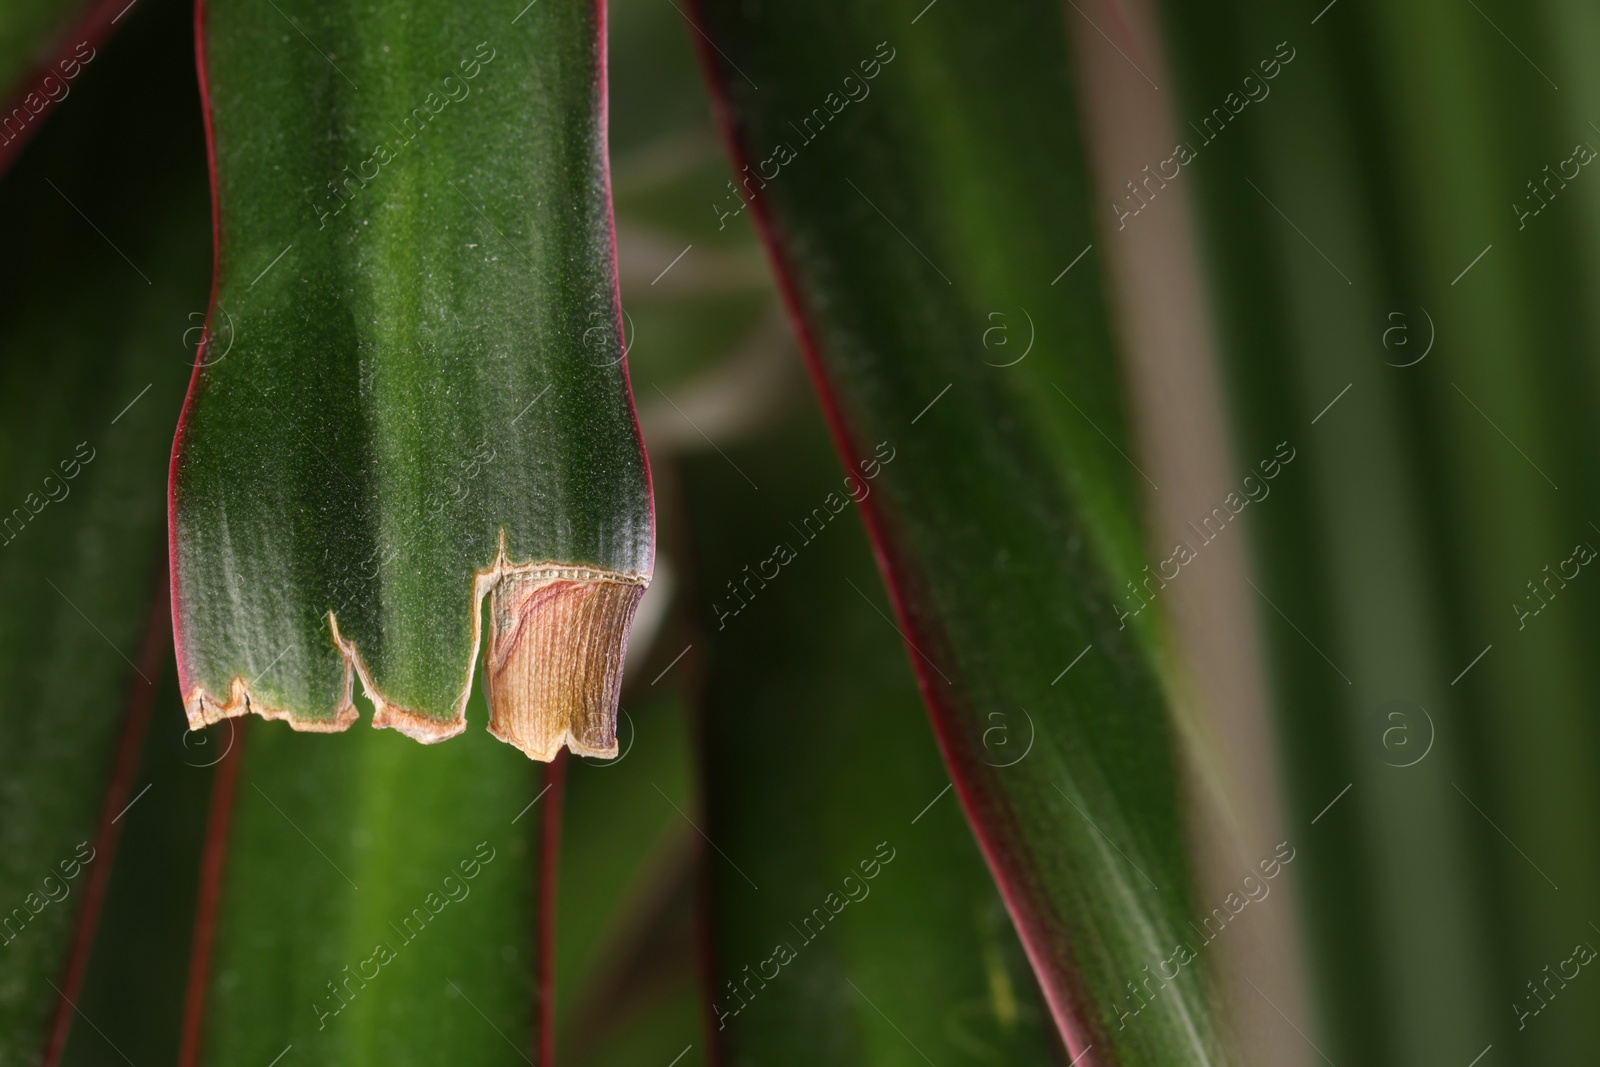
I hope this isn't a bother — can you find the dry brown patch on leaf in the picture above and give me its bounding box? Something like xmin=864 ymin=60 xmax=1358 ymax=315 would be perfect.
xmin=485 ymin=566 xmax=647 ymax=761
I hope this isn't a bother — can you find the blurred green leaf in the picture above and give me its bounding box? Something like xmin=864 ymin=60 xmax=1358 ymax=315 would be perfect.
xmin=0 ymin=0 xmax=209 ymax=1059
xmin=58 ymin=657 xmax=214 ymax=1067
xmin=554 ymin=690 xmax=704 ymax=1067
xmin=1156 ymin=0 xmax=1600 ymax=1061
xmin=683 ymin=414 xmax=1065 ymax=1065
xmin=194 ymin=705 xmax=549 ymax=1065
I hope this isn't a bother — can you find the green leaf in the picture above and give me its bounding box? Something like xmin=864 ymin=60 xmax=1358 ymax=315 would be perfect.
xmin=57 ymin=657 xmax=215 ymax=1067
xmin=1155 ymin=0 xmax=1600 ymax=1061
xmin=554 ymin=691 xmax=698 ymax=1060
xmin=688 ymin=1 xmax=1222 ymax=1060
xmin=0 ymin=0 xmax=210 ymax=1059
xmin=193 ymin=707 xmax=549 ymax=1065
xmin=683 ymin=415 xmax=1063 ymax=1065
xmin=172 ymin=0 xmax=653 ymax=760
xmin=554 ymin=693 xmax=704 ymax=1067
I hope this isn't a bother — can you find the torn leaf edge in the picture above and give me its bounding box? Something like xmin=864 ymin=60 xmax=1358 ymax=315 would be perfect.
xmin=181 ymin=530 xmax=650 ymax=758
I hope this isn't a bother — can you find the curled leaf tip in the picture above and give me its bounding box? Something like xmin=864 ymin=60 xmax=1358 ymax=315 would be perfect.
xmin=486 ymin=564 xmax=648 ymax=762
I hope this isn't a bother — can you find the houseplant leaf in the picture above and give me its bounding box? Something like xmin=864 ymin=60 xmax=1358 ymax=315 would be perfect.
xmin=687 ymin=1 xmax=1224 ymax=1061
xmin=183 ymin=711 xmax=551 ymax=1066
xmin=683 ymin=414 xmax=1064 ymax=1064
xmin=554 ymin=690 xmax=703 ymax=1067
xmin=172 ymin=0 xmax=653 ymax=760
xmin=55 ymin=653 xmax=217 ymax=1067
xmin=0 ymin=0 xmax=210 ymax=1058
xmin=1154 ymin=0 xmax=1600 ymax=1060
xmin=175 ymin=0 xmax=757 ymax=1059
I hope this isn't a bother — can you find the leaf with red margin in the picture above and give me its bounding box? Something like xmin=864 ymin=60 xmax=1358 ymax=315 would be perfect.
xmin=0 ymin=0 xmax=210 ymax=1058
xmin=178 ymin=705 xmax=558 ymax=1066
xmin=170 ymin=0 xmax=653 ymax=760
xmin=685 ymin=2 xmax=1226 ymax=1063
xmin=49 ymin=638 xmax=218 ymax=1067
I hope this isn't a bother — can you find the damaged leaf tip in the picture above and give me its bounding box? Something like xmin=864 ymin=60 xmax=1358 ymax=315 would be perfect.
xmin=181 ymin=557 xmax=650 ymax=761
xmin=486 ymin=565 xmax=649 ymax=762
xmin=182 ymin=674 xmax=358 ymax=734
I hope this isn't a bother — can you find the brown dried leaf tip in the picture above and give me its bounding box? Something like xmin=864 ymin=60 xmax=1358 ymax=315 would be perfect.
xmin=486 ymin=566 xmax=648 ymax=762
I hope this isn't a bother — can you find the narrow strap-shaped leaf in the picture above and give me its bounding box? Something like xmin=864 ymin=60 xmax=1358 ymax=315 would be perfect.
xmin=178 ymin=716 xmax=243 ymax=1067
xmin=687 ymin=2 xmax=1222 ymax=1062
xmin=184 ymin=700 xmax=555 ymax=1065
xmin=0 ymin=0 xmax=211 ymax=1054
xmin=537 ymin=751 xmax=568 ymax=1067
xmin=683 ymin=418 xmax=1064 ymax=1064
xmin=42 ymin=590 xmax=169 ymax=1067
xmin=52 ymin=653 xmax=220 ymax=1067
xmin=173 ymin=0 xmax=652 ymax=759
xmin=553 ymin=691 xmax=702 ymax=1063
